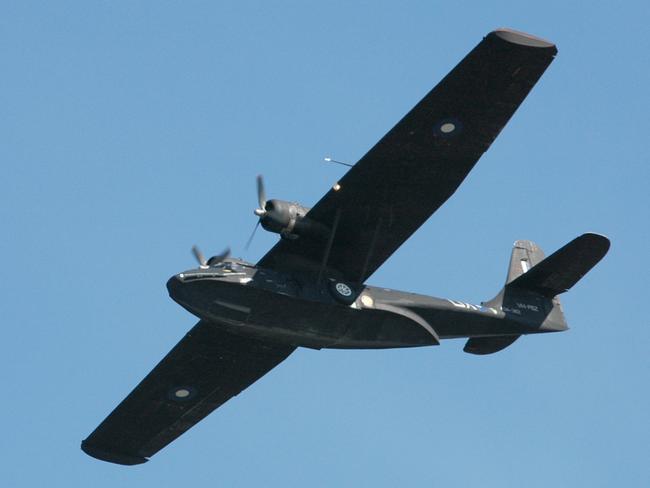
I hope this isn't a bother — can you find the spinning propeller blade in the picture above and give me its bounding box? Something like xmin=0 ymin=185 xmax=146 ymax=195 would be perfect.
xmin=244 ymin=220 xmax=261 ymax=250
xmin=206 ymin=247 xmax=230 ymax=266
xmin=254 ymin=175 xmax=267 ymax=217
xmin=248 ymin=175 xmax=270 ymax=248
xmin=192 ymin=245 xmax=230 ymax=267
xmin=191 ymin=245 xmax=207 ymax=267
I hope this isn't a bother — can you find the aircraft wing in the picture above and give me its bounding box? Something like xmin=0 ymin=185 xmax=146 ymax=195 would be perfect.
xmin=81 ymin=321 xmax=294 ymax=465
xmin=258 ymin=29 xmax=557 ymax=283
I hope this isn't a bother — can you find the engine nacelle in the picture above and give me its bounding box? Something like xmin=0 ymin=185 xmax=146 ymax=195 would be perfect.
xmin=260 ymin=199 xmax=329 ymax=240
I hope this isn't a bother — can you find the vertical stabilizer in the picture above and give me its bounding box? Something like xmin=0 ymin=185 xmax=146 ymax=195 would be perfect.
xmin=505 ymin=239 xmax=546 ymax=284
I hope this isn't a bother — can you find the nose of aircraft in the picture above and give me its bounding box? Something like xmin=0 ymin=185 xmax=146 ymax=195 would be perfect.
xmin=166 ymin=274 xmax=185 ymax=302
xmin=166 ymin=273 xmax=213 ymax=320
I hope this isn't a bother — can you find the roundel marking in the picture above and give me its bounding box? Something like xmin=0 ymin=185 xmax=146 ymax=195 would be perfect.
xmin=434 ymin=118 xmax=463 ymax=138
xmin=335 ymin=282 xmax=352 ymax=297
xmin=175 ymin=388 xmax=191 ymax=398
xmin=440 ymin=122 xmax=456 ymax=133
xmin=329 ymin=280 xmax=357 ymax=305
xmin=169 ymin=386 xmax=197 ymax=402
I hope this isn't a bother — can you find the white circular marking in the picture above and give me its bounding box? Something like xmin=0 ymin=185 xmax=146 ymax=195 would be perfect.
xmin=360 ymin=295 xmax=374 ymax=307
xmin=440 ymin=122 xmax=456 ymax=133
xmin=335 ymin=282 xmax=352 ymax=297
xmin=174 ymin=388 xmax=191 ymax=398
xmin=333 ymin=183 xmax=341 ymax=191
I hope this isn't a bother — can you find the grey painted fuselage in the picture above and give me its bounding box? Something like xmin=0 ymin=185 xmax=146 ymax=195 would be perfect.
xmin=166 ymin=258 xmax=566 ymax=350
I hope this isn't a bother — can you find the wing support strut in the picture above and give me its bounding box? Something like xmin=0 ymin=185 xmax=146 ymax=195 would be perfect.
xmin=317 ymin=208 xmax=342 ymax=283
xmin=357 ymin=214 xmax=383 ymax=284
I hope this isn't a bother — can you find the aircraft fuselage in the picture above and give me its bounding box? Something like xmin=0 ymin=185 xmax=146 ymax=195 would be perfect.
xmin=166 ymin=259 xmax=565 ymax=350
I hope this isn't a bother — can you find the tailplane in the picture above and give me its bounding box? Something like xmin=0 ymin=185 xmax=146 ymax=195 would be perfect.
xmin=506 ymin=233 xmax=610 ymax=298
xmin=465 ymin=233 xmax=610 ymax=355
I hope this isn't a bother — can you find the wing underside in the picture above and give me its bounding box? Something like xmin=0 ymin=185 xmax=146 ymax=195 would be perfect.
xmin=258 ymin=29 xmax=557 ymax=283
xmin=82 ymin=321 xmax=294 ymax=465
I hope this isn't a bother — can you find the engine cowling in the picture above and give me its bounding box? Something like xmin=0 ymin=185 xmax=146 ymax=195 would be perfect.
xmin=259 ymin=199 xmax=329 ymax=240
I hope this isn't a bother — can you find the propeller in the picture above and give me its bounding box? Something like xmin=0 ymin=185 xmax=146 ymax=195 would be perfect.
xmin=191 ymin=245 xmax=207 ymax=268
xmin=191 ymin=245 xmax=230 ymax=268
xmin=254 ymin=174 xmax=267 ymax=217
xmin=244 ymin=220 xmax=261 ymax=250
xmin=247 ymin=174 xmax=268 ymax=250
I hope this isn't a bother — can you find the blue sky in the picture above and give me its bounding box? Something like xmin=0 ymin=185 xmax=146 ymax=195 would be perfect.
xmin=2 ymin=1 xmax=649 ymax=486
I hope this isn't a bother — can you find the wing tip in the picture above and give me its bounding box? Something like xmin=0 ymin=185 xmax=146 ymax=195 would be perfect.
xmin=81 ymin=439 xmax=148 ymax=466
xmin=578 ymin=232 xmax=611 ymax=257
xmin=490 ymin=28 xmax=556 ymax=50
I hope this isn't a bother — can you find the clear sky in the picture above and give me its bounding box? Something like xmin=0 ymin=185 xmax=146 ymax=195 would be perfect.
xmin=2 ymin=1 xmax=649 ymax=486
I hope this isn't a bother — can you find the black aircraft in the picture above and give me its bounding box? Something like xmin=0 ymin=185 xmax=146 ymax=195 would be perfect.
xmin=82 ymin=29 xmax=610 ymax=465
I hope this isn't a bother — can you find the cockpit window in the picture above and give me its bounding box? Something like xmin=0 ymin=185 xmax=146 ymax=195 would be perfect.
xmin=223 ymin=262 xmax=243 ymax=272
xmin=206 ymin=261 xmax=244 ymax=272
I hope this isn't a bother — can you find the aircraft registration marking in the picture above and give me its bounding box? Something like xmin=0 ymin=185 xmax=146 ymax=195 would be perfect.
xmin=516 ymin=302 xmax=540 ymax=312
xmin=501 ymin=302 xmax=540 ymax=315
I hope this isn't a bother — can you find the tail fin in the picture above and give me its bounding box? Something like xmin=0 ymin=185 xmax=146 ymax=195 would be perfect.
xmin=504 ymin=239 xmax=547 ymax=284
xmin=465 ymin=233 xmax=610 ymax=355
xmin=507 ymin=233 xmax=610 ymax=298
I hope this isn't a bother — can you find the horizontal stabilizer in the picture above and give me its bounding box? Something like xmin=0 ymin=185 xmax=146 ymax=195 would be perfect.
xmin=507 ymin=233 xmax=610 ymax=298
xmin=464 ymin=335 xmax=520 ymax=355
